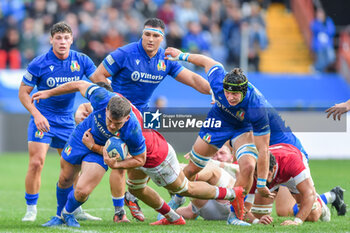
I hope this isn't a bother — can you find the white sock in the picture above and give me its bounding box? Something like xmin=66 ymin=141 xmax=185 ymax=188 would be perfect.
xmin=27 ymin=204 xmax=37 ymax=213
xmin=325 ymin=192 xmax=336 ymax=204
xmin=164 ymin=209 xmax=180 ymax=222
xmin=174 ymin=195 xmax=184 ymax=204
xmin=72 ymin=205 xmax=83 ymax=214
xmin=226 ymin=188 xmax=236 ymax=200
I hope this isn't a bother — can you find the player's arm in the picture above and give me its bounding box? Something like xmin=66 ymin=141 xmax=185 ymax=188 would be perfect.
xmin=89 ymin=63 xmax=111 ymax=83
xmin=103 ymin=149 xmax=146 ymax=169
xmin=32 ymin=80 xmax=92 ymax=102
xmin=75 ymin=103 xmax=93 ymax=124
xmin=18 ymin=81 xmax=50 ymax=132
xmin=245 ymin=191 xmax=274 ymax=225
xmin=281 ymin=178 xmax=315 ymax=226
xmin=175 ymin=69 xmax=211 ymax=95
xmin=165 ymin=47 xmax=219 ymax=74
xmin=81 ymin=128 xmax=104 ymax=154
xmin=325 ymin=99 xmax=350 ymax=121
xmin=254 ymin=134 xmax=275 ymax=199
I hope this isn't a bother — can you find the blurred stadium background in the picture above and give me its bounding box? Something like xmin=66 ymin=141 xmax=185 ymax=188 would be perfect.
xmin=1 ymin=0 xmax=350 ymax=159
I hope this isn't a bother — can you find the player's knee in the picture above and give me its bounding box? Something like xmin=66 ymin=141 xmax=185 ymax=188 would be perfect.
xmin=276 ymin=206 xmax=290 ymax=217
xmin=127 ymin=177 xmax=148 ymax=192
xmin=29 ymin=158 xmax=45 ymax=172
xmin=58 ymin=174 xmax=74 ymax=188
xmin=239 ymin=161 xmax=255 ymax=176
xmin=74 ymin=188 xmax=89 ymax=202
xmin=306 ymin=211 xmax=319 ymax=222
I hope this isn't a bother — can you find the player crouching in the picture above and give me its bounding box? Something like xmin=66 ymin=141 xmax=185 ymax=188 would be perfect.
xmin=244 ymin=143 xmax=346 ymax=225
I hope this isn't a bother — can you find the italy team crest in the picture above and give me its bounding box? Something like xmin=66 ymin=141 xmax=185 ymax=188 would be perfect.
xmin=70 ymin=60 xmax=80 ymax=72
xmin=157 ymin=60 xmax=166 ymax=71
xmin=64 ymin=145 xmax=72 ymax=155
xmin=35 ymin=130 xmax=44 ymax=139
xmin=236 ymin=109 xmax=245 ymax=121
xmin=203 ymin=133 xmax=212 ymax=143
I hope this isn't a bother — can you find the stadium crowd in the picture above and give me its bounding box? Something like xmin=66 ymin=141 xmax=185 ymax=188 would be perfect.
xmin=0 ymin=0 xmax=267 ymax=71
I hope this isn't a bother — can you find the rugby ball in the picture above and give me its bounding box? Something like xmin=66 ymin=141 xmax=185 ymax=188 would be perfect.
xmin=105 ymin=137 xmax=128 ymax=161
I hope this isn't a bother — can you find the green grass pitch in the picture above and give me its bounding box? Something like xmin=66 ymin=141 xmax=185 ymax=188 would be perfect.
xmin=0 ymin=153 xmax=349 ymax=232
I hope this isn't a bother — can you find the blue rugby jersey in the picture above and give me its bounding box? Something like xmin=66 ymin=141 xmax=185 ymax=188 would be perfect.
xmin=74 ymin=85 xmax=146 ymax=156
xmin=207 ymin=64 xmax=301 ymax=147
xmin=102 ymin=39 xmax=184 ymax=112
xmin=22 ymin=48 xmax=96 ymax=115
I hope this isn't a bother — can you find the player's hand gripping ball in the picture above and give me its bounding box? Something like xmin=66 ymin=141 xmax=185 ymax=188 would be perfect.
xmin=105 ymin=137 xmax=128 ymax=161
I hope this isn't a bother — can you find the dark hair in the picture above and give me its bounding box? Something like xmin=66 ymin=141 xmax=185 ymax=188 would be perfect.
xmin=107 ymin=96 xmax=131 ymax=119
xmin=269 ymin=152 xmax=276 ymax=172
xmin=50 ymin=22 xmax=72 ymax=37
xmin=223 ymin=68 xmax=248 ymax=99
xmin=96 ymin=82 xmax=113 ymax=92
xmin=144 ymin=18 xmax=165 ymax=30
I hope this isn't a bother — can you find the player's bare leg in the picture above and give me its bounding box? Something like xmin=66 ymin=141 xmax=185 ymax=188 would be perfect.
xmin=61 ymin=161 xmax=105 ymax=227
xmin=22 ymin=142 xmax=50 ymax=221
xmin=182 ymin=136 xmax=217 ymax=181
xmin=42 ymin=157 xmax=81 ymax=227
xmin=276 ymin=186 xmax=327 ymax=222
xmin=275 ymin=186 xmax=296 ymax=217
xmin=167 ymin=137 xmax=217 ymax=213
xmin=232 ymin=132 xmax=256 ymax=193
xmin=127 ymin=169 xmax=185 ymax=225
xmin=227 ymin=132 xmax=257 ymax=224
xmin=109 ymin=169 xmax=130 ymax=223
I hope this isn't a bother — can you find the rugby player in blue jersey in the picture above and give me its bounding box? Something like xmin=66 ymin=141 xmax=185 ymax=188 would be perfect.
xmin=164 ymin=47 xmax=310 ymax=225
xmin=89 ymin=18 xmax=212 ymax=222
xmin=32 ymin=80 xmax=147 ymax=227
xmin=90 ymin=18 xmax=210 ymax=113
xmin=18 ymin=22 xmax=99 ymax=222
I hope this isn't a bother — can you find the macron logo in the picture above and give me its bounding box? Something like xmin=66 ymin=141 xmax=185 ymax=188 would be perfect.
xmin=49 ymin=65 xmax=54 ymax=71
xmin=136 ymin=59 xmax=140 ymax=65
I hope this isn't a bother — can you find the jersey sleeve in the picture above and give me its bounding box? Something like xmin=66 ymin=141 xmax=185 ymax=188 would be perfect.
xmin=206 ymin=64 xmax=225 ymax=86
xmin=124 ymin=121 xmax=146 ymax=156
xmin=82 ymin=53 xmax=97 ymax=79
xmin=167 ymin=60 xmax=184 ymax=79
xmin=85 ymin=84 xmax=114 ymax=110
xmin=102 ymin=49 xmax=125 ymax=76
xmin=22 ymin=62 xmax=40 ymax=87
xmin=249 ymin=107 xmax=270 ymax=136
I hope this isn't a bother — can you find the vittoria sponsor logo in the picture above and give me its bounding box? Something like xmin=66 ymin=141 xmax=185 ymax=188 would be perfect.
xmin=46 ymin=76 xmax=81 ymax=88
xmin=94 ymin=115 xmax=112 ymax=138
xmin=130 ymin=71 xmax=164 ymax=83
